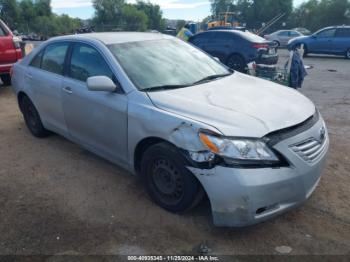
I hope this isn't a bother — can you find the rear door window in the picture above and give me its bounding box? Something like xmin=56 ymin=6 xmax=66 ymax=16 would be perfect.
xmin=41 ymin=43 xmax=69 ymax=75
xmin=278 ymin=31 xmax=289 ymax=36
xmin=30 ymin=50 xmax=44 ymax=68
xmin=213 ymin=32 xmax=233 ymax=43
xmin=290 ymin=31 xmax=300 ymax=37
xmin=336 ymin=28 xmax=350 ymax=37
xmin=68 ymin=43 xmax=114 ymax=82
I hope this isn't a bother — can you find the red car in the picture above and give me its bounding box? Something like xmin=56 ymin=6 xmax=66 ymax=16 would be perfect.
xmin=0 ymin=19 xmax=22 ymax=86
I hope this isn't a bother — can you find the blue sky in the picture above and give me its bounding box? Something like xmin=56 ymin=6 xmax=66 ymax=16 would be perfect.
xmin=52 ymin=0 xmax=306 ymax=21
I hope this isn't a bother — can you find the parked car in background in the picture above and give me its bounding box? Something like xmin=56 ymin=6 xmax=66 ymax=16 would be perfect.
xmin=207 ymin=26 xmax=246 ymax=31
xmin=11 ymin=33 xmax=329 ymax=227
xmin=288 ymin=26 xmax=350 ymax=59
xmin=0 ymin=19 xmax=22 ymax=85
xmin=189 ymin=30 xmax=278 ymax=72
xmin=264 ymin=30 xmax=303 ymax=47
xmin=293 ymin=27 xmax=312 ymax=36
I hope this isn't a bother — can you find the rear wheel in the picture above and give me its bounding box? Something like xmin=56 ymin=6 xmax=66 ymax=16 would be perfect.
xmin=21 ymin=96 xmax=50 ymax=138
xmin=140 ymin=143 xmax=204 ymax=213
xmin=226 ymin=54 xmax=246 ymax=72
xmin=346 ymin=48 xmax=350 ymax=59
xmin=0 ymin=74 xmax=11 ymax=86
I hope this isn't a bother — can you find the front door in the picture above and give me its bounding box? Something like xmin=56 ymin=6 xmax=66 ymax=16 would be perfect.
xmin=311 ymin=28 xmax=336 ymax=53
xmin=61 ymin=42 xmax=128 ymax=165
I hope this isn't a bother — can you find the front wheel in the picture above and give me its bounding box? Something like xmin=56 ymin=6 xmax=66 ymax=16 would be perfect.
xmin=141 ymin=143 xmax=204 ymax=213
xmin=21 ymin=96 xmax=51 ymax=138
xmin=0 ymin=74 xmax=11 ymax=86
xmin=346 ymin=48 xmax=350 ymax=59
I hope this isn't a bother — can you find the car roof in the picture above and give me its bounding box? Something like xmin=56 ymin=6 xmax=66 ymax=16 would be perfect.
xmin=50 ymin=32 xmax=173 ymax=45
xmin=321 ymin=25 xmax=350 ymax=30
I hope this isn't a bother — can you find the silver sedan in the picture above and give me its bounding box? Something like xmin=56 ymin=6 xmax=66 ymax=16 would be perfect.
xmin=264 ymin=30 xmax=303 ymax=47
xmin=11 ymin=33 xmax=329 ymax=227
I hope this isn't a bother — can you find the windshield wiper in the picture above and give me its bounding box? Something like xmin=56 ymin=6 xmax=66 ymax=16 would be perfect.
xmin=192 ymin=72 xmax=233 ymax=85
xmin=141 ymin=84 xmax=190 ymax=92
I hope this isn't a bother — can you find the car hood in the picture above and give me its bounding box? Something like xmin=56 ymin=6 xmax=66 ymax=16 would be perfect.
xmin=147 ymin=72 xmax=315 ymax=138
xmin=289 ymin=35 xmax=310 ymax=44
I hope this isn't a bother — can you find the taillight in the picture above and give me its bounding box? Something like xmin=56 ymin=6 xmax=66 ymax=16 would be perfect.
xmin=252 ymin=43 xmax=269 ymax=49
xmin=12 ymin=36 xmax=21 ymax=49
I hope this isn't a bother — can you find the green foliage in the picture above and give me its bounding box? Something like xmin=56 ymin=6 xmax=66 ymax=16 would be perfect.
xmin=92 ymin=0 xmax=125 ymax=28
xmin=135 ymin=0 xmax=165 ymax=31
xmin=0 ymin=0 xmax=20 ymax=29
xmin=291 ymin=0 xmax=350 ymax=31
xmin=0 ymin=0 xmax=82 ymax=36
xmin=210 ymin=0 xmax=235 ymax=16
xmin=121 ymin=4 xmax=148 ymax=31
xmin=92 ymin=0 xmax=163 ymax=32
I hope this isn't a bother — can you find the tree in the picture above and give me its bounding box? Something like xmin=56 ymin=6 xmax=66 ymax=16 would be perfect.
xmin=35 ymin=0 xmax=51 ymax=17
xmin=135 ymin=0 xmax=165 ymax=31
xmin=292 ymin=0 xmax=350 ymax=31
xmin=0 ymin=0 xmax=20 ymax=29
xmin=121 ymin=4 xmax=148 ymax=31
xmin=18 ymin=0 xmax=35 ymax=33
xmin=210 ymin=0 xmax=235 ymax=17
xmin=92 ymin=0 xmax=125 ymax=30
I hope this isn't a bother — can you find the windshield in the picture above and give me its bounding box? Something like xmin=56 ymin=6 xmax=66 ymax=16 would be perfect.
xmin=108 ymin=39 xmax=230 ymax=91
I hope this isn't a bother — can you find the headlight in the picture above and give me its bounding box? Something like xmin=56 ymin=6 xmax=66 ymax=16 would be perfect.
xmin=199 ymin=132 xmax=281 ymax=165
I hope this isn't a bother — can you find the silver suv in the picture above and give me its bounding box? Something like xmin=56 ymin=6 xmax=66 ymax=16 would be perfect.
xmin=11 ymin=33 xmax=329 ymax=227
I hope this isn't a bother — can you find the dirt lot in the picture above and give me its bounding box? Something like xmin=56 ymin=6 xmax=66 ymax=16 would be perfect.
xmin=0 ymin=50 xmax=349 ymax=257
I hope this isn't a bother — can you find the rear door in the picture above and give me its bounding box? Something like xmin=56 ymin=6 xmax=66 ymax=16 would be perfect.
xmin=277 ymin=31 xmax=290 ymax=45
xmin=0 ymin=21 xmax=16 ymax=65
xmin=334 ymin=28 xmax=350 ymax=54
xmin=205 ymin=32 xmax=234 ymax=62
xmin=189 ymin=33 xmax=210 ymax=51
xmin=61 ymin=42 xmax=128 ymax=165
xmin=27 ymin=42 xmax=70 ymax=135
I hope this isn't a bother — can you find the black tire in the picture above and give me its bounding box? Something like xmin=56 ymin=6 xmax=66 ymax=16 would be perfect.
xmin=273 ymin=40 xmax=280 ymax=47
xmin=140 ymin=142 xmax=204 ymax=213
xmin=226 ymin=54 xmax=247 ymax=72
xmin=346 ymin=48 xmax=350 ymax=59
xmin=0 ymin=74 xmax=11 ymax=86
xmin=21 ymin=96 xmax=50 ymax=138
xmin=303 ymin=44 xmax=308 ymax=58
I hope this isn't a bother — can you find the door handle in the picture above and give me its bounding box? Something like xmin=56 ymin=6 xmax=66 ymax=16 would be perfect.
xmin=62 ymin=86 xmax=73 ymax=94
xmin=25 ymin=73 xmax=33 ymax=79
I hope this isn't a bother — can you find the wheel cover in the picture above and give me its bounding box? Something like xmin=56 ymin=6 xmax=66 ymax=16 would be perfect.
xmin=26 ymin=102 xmax=39 ymax=130
xmin=151 ymin=158 xmax=184 ymax=205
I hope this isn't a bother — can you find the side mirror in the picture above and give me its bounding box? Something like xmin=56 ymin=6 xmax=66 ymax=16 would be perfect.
xmin=311 ymin=35 xmax=317 ymax=39
xmin=213 ymin=57 xmax=220 ymax=62
xmin=87 ymin=76 xmax=117 ymax=92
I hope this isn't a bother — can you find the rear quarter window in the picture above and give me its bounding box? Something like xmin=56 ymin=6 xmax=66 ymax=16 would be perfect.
xmin=336 ymin=28 xmax=350 ymax=37
xmin=190 ymin=33 xmax=209 ymax=45
xmin=0 ymin=26 xmax=6 ymax=36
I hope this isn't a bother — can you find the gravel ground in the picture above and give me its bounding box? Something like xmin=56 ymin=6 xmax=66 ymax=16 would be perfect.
xmin=0 ymin=50 xmax=349 ymax=257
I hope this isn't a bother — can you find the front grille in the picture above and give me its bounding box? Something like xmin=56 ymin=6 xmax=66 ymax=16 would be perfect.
xmin=291 ymin=136 xmax=327 ymax=163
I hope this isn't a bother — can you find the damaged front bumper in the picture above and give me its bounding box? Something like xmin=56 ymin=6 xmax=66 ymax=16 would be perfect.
xmin=188 ymin=117 xmax=329 ymax=227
